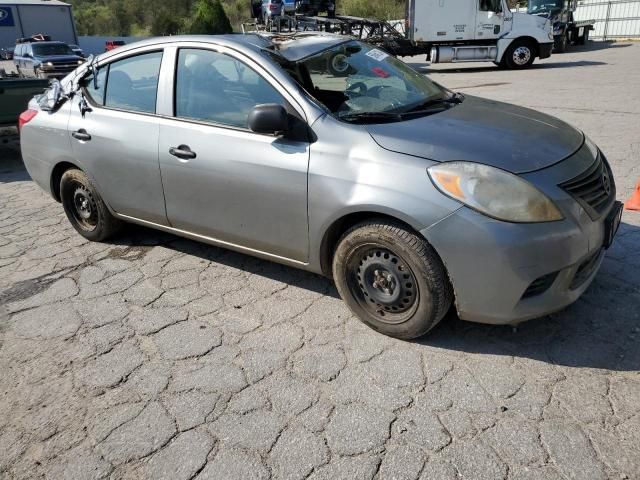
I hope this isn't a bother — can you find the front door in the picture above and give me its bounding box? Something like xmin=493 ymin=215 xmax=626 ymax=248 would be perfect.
xmin=476 ymin=0 xmax=507 ymax=39
xmin=158 ymin=47 xmax=310 ymax=262
xmin=68 ymin=50 xmax=168 ymax=225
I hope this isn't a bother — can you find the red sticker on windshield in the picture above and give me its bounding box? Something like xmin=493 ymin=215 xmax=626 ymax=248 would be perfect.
xmin=371 ymin=67 xmax=390 ymax=78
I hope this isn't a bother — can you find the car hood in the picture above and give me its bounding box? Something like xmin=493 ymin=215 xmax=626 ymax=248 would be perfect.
xmin=366 ymin=95 xmax=584 ymax=174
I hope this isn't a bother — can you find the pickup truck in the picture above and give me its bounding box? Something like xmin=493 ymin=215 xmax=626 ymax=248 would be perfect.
xmin=0 ymin=73 xmax=48 ymax=127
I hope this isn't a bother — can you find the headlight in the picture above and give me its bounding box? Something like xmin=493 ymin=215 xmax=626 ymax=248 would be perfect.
xmin=77 ymin=59 xmax=85 ymax=65
xmin=428 ymin=162 xmax=564 ymax=223
xmin=40 ymin=62 xmax=54 ymax=70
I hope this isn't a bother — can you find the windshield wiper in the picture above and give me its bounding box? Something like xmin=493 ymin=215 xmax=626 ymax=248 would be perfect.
xmin=339 ymin=111 xmax=403 ymax=123
xmin=403 ymin=93 xmax=464 ymax=114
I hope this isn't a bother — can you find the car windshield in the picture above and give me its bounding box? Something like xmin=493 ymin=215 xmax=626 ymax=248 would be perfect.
xmin=527 ymin=0 xmax=563 ymax=13
xmin=32 ymin=43 xmax=74 ymax=56
xmin=296 ymin=41 xmax=448 ymax=121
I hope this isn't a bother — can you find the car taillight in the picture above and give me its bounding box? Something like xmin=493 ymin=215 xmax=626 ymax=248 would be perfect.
xmin=19 ymin=109 xmax=38 ymax=131
xmin=269 ymin=4 xmax=278 ymax=10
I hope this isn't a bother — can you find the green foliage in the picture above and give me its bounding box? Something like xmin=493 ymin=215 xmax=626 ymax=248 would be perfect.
xmin=188 ymin=0 xmax=233 ymax=34
xmin=337 ymin=0 xmax=404 ymax=20
xmin=68 ymin=0 xmax=405 ymax=36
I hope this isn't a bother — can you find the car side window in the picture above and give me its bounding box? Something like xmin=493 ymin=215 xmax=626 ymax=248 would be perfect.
xmin=104 ymin=51 xmax=163 ymax=114
xmin=480 ymin=0 xmax=502 ymax=12
xmin=84 ymin=67 xmax=108 ymax=106
xmin=175 ymin=48 xmax=285 ymax=129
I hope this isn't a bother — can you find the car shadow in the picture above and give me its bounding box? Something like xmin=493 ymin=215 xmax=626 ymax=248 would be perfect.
xmin=417 ymin=219 xmax=640 ymax=372
xmin=2 ymin=148 xmax=638 ymax=371
xmin=119 ymin=216 xmax=640 ymax=372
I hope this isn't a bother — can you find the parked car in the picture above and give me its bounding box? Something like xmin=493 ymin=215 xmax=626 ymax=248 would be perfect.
xmin=13 ymin=41 xmax=84 ymax=79
xmin=0 ymin=47 xmax=13 ymax=60
xmin=105 ymin=40 xmax=126 ymax=52
xmin=69 ymin=44 xmax=85 ymax=58
xmin=19 ymin=35 xmax=622 ymax=339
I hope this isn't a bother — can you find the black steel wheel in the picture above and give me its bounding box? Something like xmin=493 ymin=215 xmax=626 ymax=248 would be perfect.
xmin=333 ymin=220 xmax=453 ymax=339
xmin=60 ymin=168 xmax=122 ymax=242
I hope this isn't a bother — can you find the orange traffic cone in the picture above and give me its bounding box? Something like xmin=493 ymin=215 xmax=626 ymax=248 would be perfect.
xmin=625 ymin=181 xmax=640 ymax=211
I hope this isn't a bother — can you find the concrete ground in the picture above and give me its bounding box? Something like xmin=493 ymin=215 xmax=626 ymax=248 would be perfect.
xmin=1 ymin=42 xmax=639 ymax=480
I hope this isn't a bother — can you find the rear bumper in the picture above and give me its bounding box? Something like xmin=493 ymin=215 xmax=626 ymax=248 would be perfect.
xmin=539 ymin=42 xmax=554 ymax=59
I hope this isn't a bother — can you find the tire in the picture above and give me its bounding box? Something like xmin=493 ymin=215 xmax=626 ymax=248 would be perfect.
xmin=554 ymin=33 xmax=568 ymax=53
xmin=60 ymin=169 xmax=122 ymax=242
xmin=503 ymin=39 xmax=536 ymax=69
xmin=332 ymin=220 xmax=453 ymax=339
xmin=578 ymin=28 xmax=589 ymax=45
xmin=327 ymin=52 xmax=350 ymax=77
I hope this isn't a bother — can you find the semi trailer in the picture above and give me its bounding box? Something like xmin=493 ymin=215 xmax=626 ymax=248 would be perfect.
xmin=250 ymin=0 xmax=555 ymax=69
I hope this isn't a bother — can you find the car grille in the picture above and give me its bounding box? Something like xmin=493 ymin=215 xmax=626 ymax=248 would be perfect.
xmin=522 ymin=272 xmax=558 ymax=299
xmin=51 ymin=61 xmax=79 ymax=73
xmin=570 ymin=249 xmax=603 ymax=290
xmin=559 ymin=153 xmax=615 ymax=220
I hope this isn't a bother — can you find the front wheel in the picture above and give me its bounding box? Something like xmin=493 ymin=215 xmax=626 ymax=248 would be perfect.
xmin=332 ymin=220 xmax=453 ymax=339
xmin=60 ymin=169 xmax=122 ymax=242
xmin=503 ymin=39 xmax=536 ymax=69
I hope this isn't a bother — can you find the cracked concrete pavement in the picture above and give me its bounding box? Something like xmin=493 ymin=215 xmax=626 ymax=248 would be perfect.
xmin=1 ymin=42 xmax=640 ymax=480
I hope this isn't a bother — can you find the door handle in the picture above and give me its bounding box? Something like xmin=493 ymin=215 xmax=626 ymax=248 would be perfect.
xmin=169 ymin=145 xmax=197 ymax=160
xmin=72 ymin=129 xmax=91 ymax=141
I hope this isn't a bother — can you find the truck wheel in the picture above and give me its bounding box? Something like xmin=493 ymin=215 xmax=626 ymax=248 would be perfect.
xmin=60 ymin=169 xmax=122 ymax=242
xmin=578 ymin=28 xmax=589 ymax=45
xmin=554 ymin=33 xmax=568 ymax=53
xmin=332 ymin=220 xmax=453 ymax=339
xmin=503 ymin=39 xmax=536 ymax=69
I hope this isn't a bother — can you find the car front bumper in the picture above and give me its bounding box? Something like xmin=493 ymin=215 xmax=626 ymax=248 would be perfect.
xmin=421 ymin=147 xmax=619 ymax=325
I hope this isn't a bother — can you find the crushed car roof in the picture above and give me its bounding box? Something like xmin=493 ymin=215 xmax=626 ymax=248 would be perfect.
xmin=97 ymin=33 xmax=351 ymax=64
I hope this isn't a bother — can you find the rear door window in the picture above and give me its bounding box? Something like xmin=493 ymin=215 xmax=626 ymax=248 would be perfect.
xmin=104 ymin=51 xmax=163 ymax=114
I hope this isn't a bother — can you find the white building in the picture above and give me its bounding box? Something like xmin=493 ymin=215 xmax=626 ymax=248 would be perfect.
xmin=0 ymin=0 xmax=78 ymax=48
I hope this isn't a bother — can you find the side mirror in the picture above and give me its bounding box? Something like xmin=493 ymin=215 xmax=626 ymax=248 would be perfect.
xmin=248 ymin=104 xmax=289 ymax=135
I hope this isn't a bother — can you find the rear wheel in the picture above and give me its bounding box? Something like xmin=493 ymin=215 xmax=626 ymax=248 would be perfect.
xmin=554 ymin=32 xmax=568 ymax=53
xmin=503 ymin=39 xmax=536 ymax=69
xmin=578 ymin=28 xmax=590 ymax=45
xmin=332 ymin=220 xmax=453 ymax=339
xmin=60 ymin=169 xmax=122 ymax=242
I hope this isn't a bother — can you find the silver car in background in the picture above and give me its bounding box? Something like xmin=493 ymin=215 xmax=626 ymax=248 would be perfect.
xmin=19 ymin=34 xmax=622 ymax=339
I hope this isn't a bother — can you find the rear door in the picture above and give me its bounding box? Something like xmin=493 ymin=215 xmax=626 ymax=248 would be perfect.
xmin=67 ymin=48 xmax=168 ymax=225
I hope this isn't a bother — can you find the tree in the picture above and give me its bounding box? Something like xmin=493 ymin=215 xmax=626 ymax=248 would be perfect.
xmin=151 ymin=9 xmax=183 ymax=35
xmin=188 ymin=0 xmax=233 ymax=34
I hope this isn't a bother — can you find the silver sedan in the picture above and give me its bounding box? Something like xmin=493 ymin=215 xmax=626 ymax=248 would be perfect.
xmin=19 ymin=34 xmax=622 ymax=339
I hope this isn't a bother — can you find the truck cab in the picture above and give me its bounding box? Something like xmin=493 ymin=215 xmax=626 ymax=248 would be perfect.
xmin=527 ymin=0 xmax=593 ymax=52
xmin=407 ymin=0 xmax=554 ymax=68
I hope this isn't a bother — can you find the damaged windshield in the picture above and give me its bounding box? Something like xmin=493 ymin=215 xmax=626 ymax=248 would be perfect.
xmin=293 ymin=40 xmax=452 ymax=122
xmin=527 ymin=0 xmax=564 ymax=14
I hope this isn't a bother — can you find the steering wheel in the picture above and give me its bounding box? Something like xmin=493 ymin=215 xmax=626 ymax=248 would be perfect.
xmin=346 ymin=82 xmax=368 ymax=97
xmin=367 ymin=85 xmax=393 ymax=98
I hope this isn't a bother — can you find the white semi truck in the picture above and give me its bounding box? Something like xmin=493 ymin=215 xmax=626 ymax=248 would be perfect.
xmin=256 ymin=0 xmax=554 ymax=69
xmin=406 ymin=0 xmax=555 ymax=68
